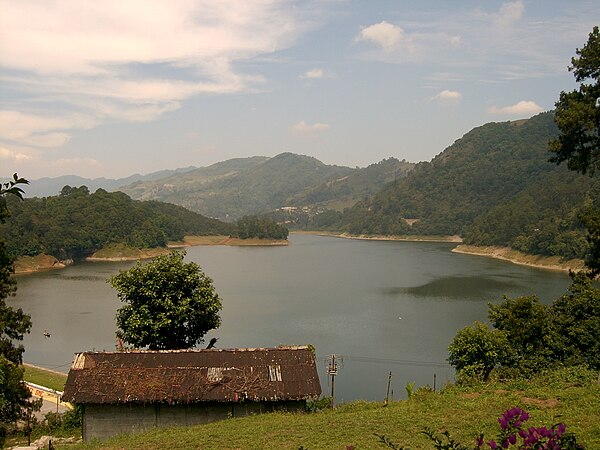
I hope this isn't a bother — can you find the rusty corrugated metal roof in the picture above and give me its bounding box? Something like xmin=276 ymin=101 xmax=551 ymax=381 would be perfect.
xmin=61 ymin=346 xmax=321 ymax=404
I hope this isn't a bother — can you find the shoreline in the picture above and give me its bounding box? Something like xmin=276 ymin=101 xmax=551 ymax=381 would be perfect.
xmin=14 ymin=235 xmax=288 ymax=275
xmin=452 ymin=244 xmax=584 ymax=273
xmin=292 ymin=230 xmax=463 ymax=243
xmin=294 ymin=231 xmax=583 ymax=273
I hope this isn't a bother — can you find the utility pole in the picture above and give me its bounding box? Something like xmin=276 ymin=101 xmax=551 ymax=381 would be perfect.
xmin=327 ymin=354 xmax=339 ymax=407
xmin=385 ymin=371 xmax=392 ymax=405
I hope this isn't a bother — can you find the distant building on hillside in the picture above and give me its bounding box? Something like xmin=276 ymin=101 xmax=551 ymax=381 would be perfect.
xmin=62 ymin=346 xmax=321 ymax=441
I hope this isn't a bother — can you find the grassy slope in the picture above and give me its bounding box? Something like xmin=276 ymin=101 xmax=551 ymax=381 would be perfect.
xmin=23 ymin=364 xmax=68 ymax=392
xmin=63 ymin=367 xmax=599 ymax=450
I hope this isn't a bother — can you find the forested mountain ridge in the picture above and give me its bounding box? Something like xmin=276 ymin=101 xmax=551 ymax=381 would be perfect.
xmin=286 ymin=157 xmax=415 ymax=211
xmin=121 ymin=153 xmax=354 ymax=220
xmin=23 ymin=166 xmax=199 ymax=198
xmin=336 ymin=112 xmax=599 ymax=260
xmin=0 ymin=186 xmax=235 ymax=261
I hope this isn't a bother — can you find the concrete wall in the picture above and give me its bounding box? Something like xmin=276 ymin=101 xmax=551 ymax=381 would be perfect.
xmin=83 ymin=400 xmax=306 ymax=441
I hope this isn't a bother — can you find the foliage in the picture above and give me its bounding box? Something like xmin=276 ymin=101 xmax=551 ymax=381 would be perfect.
xmin=449 ymin=272 xmax=600 ymax=381
xmin=59 ymin=365 xmax=600 ymax=449
xmin=550 ymin=272 xmax=600 ymax=369
xmin=447 ymin=322 xmax=512 ymax=382
xmin=109 ymin=251 xmax=222 ymax=350
xmin=377 ymin=408 xmax=583 ymax=450
xmin=306 ymin=396 xmax=333 ymax=413
xmin=0 ymin=187 xmax=234 ymax=261
xmin=0 ymin=174 xmax=36 ymax=442
xmin=22 ymin=365 xmax=67 ymax=392
xmin=549 ymin=26 xmax=600 ymax=276
xmin=550 ymin=26 xmax=600 ymax=176
xmin=0 ymin=174 xmax=29 ymax=222
xmin=234 ymin=215 xmax=289 ymax=240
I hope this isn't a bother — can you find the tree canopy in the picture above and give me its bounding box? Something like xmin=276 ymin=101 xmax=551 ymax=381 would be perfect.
xmin=0 ymin=174 xmax=34 ymax=434
xmin=109 ymin=251 xmax=222 ymax=350
xmin=0 ymin=187 xmax=235 ymax=261
xmin=550 ymin=26 xmax=600 ymax=176
xmin=549 ymin=26 xmax=600 ymax=276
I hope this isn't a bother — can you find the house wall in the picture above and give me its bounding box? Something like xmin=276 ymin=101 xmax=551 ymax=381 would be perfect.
xmin=82 ymin=400 xmax=306 ymax=441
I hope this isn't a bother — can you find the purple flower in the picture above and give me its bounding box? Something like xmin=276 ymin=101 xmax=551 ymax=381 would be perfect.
xmin=488 ymin=440 xmax=498 ymax=449
xmin=508 ymin=434 xmax=517 ymax=445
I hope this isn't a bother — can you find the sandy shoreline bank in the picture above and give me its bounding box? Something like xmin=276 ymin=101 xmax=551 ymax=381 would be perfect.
xmin=14 ymin=235 xmax=288 ymax=274
xmin=294 ymin=231 xmax=583 ymax=273
xmin=451 ymin=245 xmax=584 ymax=273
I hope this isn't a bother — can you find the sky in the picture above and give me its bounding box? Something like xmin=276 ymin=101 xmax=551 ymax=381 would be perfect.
xmin=1 ymin=1 xmax=599 ymax=180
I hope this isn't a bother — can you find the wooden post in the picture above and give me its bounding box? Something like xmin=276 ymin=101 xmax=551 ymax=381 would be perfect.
xmin=385 ymin=371 xmax=392 ymax=405
xmin=433 ymin=373 xmax=437 ymax=392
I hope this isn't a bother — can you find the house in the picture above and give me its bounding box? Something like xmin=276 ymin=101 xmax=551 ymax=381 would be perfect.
xmin=61 ymin=346 xmax=321 ymax=441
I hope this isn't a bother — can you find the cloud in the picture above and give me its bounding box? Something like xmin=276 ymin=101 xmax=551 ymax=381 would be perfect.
xmin=0 ymin=1 xmax=316 ymax=149
xmin=356 ymin=21 xmax=406 ymax=53
xmin=291 ymin=121 xmax=331 ymax=134
xmin=495 ymin=1 xmax=524 ymax=27
xmin=487 ymin=100 xmax=543 ymax=115
xmin=300 ymin=68 xmax=325 ymax=79
xmin=431 ymin=90 xmax=462 ymax=102
xmin=0 ymin=147 xmax=33 ymax=161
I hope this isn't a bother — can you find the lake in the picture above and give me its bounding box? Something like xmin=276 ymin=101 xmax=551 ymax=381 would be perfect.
xmin=8 ymin=234 xmax=571 ymax=402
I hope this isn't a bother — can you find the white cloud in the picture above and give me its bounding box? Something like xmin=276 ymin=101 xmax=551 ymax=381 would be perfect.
xmin=431 ymin=90 xmax=462 ymax=102
xmin=487 ymin=100 xmax=543 ymax=115
xmin=300 ymin=68 xmax=325 ymax=79
xmin=0 ymin=110 xmax=93 ymax=148
xmin=495 ymin=1 xmax=524 ymax=27
xmin=0 ymin=1 xmax=314 ymax=149
xmin=356 ymin=21 xmax=406 ymax=53
xmin=291 ymin=121 xmax=331 ymax=134
xmin=0 ymin=147 xmax=33 ymax=161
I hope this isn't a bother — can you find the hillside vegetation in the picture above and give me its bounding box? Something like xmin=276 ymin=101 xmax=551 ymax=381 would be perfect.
xmin=1 ymin=186 xmax=235 ymax=261
xmin=335 ymin=112 xmax=599 ymax=261
xmin=120 ymin=153 xmax=413 ymax=221
xmin=62 ymin=366 xmax=599 ymax=450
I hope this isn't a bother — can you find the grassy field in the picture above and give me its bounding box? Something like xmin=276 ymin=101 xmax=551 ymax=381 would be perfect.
xmin=23 ymin=364 xmax=68 ymax=392
xmin=60 ymin=366 xmax=599 ymax=450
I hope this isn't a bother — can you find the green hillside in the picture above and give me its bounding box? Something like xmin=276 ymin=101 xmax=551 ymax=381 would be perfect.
xmin=287 ymin=157 xmax=415 ymax=211
xmin=336 ymin=112 xmax=597 ymax=260
xmin=1 ymin=186 xmax=235 ymax=261
xmin=121 ymin=153 xmax=354 ymax=221
xmin=62 ymin=366 xmax=599 ymax=450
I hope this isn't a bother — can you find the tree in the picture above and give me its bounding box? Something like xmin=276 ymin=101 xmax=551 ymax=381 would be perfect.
xmin=0 ymin=174 xmax=34 ymax=441
xmin=550 ymin=272 xmax=600 ymax=369
xmin=550 ymin=26 xmax=600 ymax=176
xmin=448 ymin=321 xmax=512 ymax=381
xmin=550 ymin=26 xmax=600 ymax=276
xmin=488 ymin=295 xmax=553 ymax=371
xmin=109 ymin=251 xmax=222 ymax=350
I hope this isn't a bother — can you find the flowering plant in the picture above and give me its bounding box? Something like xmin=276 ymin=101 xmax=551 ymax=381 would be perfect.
xmin=377 ymin=407 xmax=583 ymax=449
xmin=478 ymin=407 xmax=583 ymax=450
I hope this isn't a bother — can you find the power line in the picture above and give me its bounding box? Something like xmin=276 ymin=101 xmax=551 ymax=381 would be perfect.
xmin=318 ymin=355 xmax=450 ymax=368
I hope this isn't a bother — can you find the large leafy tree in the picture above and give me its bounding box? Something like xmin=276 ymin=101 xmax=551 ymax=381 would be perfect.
xmin=550 ymin=26 xmax=600 ymax=276
xmin=109 ymin=251 xmax=222 ymax=350
xmin=0 ymin=174 xmax=34 ymax=436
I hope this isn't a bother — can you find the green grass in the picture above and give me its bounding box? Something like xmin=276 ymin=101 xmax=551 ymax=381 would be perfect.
xmin=23 ymin=364 xmax=68 ymax=392
xmin=60 ymin=366 xmax=600 ymax=450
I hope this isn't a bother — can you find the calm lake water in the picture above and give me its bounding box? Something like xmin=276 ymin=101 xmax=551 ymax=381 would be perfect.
xmin=9 ymin=234 xmax=571 ymax=402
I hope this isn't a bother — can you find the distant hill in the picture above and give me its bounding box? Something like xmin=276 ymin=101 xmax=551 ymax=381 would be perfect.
xmin=120 ymin=153 xmax=355 ymax=220
xmin=336 ymin=112 xmax=598 ymax=260
xmin=25 ymin=166 xmax=198 ymax=197
xmin=1 ymin=187 xmax=234 ymax=261
xmin=287 ymin=157 xmax=415 ymax=211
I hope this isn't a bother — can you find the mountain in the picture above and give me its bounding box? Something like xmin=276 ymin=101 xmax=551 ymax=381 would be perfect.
xmin=120 ymin=153 xmax=354 ymax=220
xmin=25 ymin=166 xmax=198 ymax=198
xmin=337 ymin=112 xmax=598 ymax=260
xmin=286 ymin=157 xmax=415 ymax=211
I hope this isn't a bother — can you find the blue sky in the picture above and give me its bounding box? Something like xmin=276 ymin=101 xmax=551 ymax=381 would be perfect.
xmin=1 ymin=1 xmax=598 ymax=179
